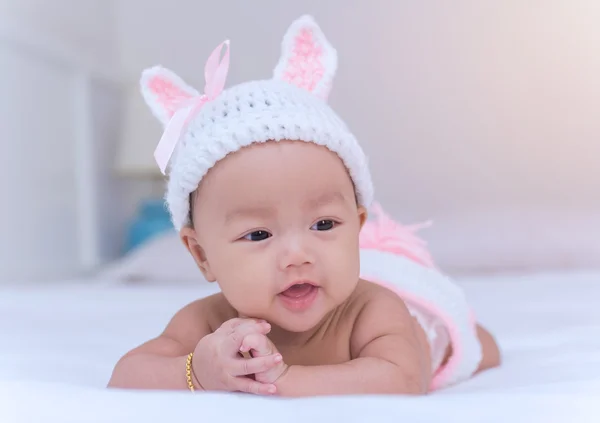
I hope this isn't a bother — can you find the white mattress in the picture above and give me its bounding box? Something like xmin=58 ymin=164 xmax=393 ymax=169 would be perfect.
xmin=1 ymin=271 xmax=600 ymax=422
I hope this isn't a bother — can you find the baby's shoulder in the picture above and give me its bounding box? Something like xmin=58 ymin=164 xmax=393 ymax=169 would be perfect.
xmin=202 ymin=293 xmax=239 ymax=330
xmin=346 ymin=279 xmax=416 ymax=357
xmin=165 ymin=292 xmax=236 ymax=338
xmin=351 ymin=278 xmax=406 ymax=307
xmin=340 ymin=279 xmax=409 ymax=329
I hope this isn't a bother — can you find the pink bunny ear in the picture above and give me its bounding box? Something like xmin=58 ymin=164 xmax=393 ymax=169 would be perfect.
xmin=273 ymin=15 xmax=337 ymax=100
xmin=140 ymin=66 xmax=200 ymax=126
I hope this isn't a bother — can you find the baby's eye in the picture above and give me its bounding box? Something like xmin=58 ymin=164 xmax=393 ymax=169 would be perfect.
xmin=311 ymin=220 xmax=336 ymax=231
xmin=243 ymin=230 xmax=272 ymax=241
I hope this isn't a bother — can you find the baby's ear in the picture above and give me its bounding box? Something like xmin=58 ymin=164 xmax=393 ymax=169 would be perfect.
xmin=180 ymin=227 xmax=217 ymax=282
xmin=140 ymin=66 xmax=200 ymax=126
xmin=358 ymin=205 xmax=368 ymax=229
xmin=272 ymin=15 xmax=337 ymax=101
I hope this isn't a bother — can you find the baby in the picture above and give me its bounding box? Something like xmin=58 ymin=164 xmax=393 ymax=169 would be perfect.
xmin=108 ymin=15 xmax=500 ymax=397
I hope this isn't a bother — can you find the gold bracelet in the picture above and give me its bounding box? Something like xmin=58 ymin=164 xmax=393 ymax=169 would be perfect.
xmin=185 ymin=352 xmax=196 ymax=392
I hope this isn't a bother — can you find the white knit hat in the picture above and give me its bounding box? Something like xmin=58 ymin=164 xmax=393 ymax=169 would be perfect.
xmin=140 ymin=15 xmax=374 ymax=230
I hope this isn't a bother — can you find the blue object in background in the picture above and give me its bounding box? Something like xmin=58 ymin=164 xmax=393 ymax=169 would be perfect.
xmin=124 ymin=199 xmax=174 ymax=254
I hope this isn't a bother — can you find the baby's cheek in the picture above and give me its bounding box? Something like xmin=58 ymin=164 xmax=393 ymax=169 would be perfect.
xmin=225 ymin=284 xmax=272 ymax=318
xmin=329 ymin=236 xmax=360 ymax=275
xmin=324 ymin=238 xmax=361 ymax=295
xmin=216 ymin=253 xmax=273 ymax=313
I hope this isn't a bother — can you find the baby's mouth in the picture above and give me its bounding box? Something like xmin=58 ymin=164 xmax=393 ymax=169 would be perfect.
xmin=277 ymin=282 xmax=320 ymax=311
xmin=279 ymin=283 xmax=317 ymax=299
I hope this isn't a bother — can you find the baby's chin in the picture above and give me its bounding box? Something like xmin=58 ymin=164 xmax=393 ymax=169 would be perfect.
xmin=234 ymin=305 xmax=332 ymax=334
xmin=270 ymin=314 xmax=327 ymax=333
xmin=231 ymin=285 xmax=353 ymax=333
xmin=266 ymin=302 xmax=339 ymax=334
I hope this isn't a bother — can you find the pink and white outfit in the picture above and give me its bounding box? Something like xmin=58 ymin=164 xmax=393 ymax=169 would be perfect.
xmin=139 ymin=15 xmax=482 ymax=390
xmin=359 ymin=203 xmax=482 ymax=390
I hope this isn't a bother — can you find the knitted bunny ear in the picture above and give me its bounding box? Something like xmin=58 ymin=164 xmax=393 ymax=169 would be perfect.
xmin=273 ymin=15 xmax=337 ymax=101
xmin=140 ymin=66 xmax=200 ymax=126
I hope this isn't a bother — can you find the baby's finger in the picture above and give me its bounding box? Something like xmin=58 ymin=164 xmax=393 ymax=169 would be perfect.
xmin=224 ymin=321 xmax=271 ymax=352
xmin=230 ymin=376 xmax=277 ymax=396
xmin=240 ymin=333 xmax=274 ymax=357
xmin=230 ymin=353 xmax=283 ymax=376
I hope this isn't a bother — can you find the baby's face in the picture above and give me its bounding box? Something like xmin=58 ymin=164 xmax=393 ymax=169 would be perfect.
xmin=183 ymin=140 xmax=366 ymax=333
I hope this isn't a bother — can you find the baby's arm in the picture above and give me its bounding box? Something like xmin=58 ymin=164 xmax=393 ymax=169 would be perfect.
xmin=108 ymin=299 xmax=280 ymax=394
xmin=275 ymin=290 xmax=431 ymax=397
xmin=107 ymin=301 xmax=209 ymax=390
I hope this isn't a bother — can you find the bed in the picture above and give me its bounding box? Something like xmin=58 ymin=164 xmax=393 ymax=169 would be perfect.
xmin=2 ymin=9 xmax=599 ymax=423
xmin=1 ymin=269 xmax=599 ymax=423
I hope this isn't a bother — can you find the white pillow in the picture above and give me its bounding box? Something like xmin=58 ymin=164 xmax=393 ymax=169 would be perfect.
xmin=97 ymin=231 xmax=207 ymax=284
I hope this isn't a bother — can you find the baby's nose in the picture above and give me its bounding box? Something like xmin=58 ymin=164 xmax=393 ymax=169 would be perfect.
xmin=278 ymin=236 xmax=314 ymax=269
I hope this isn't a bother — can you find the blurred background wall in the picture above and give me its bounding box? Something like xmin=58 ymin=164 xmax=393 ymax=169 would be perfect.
xmin=1 ymin=0 xmax=599 ymax=282
xmin=0 ymin=0 xmax=119 ymax=281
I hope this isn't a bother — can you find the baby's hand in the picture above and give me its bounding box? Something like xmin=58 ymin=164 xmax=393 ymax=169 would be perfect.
xmin=240 ymin=331 xmax=288 ymax=385
xmin=192 ymin=318 xmax=282 ymax=395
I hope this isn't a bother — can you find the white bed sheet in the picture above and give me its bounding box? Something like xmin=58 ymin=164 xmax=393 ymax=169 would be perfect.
xmin=1 ymin=271 xmax=599 ymax=422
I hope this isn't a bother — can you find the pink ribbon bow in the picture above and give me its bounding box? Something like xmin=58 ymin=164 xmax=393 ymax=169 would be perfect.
xmin=154 ymin=40 xmax=231 ymax=174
